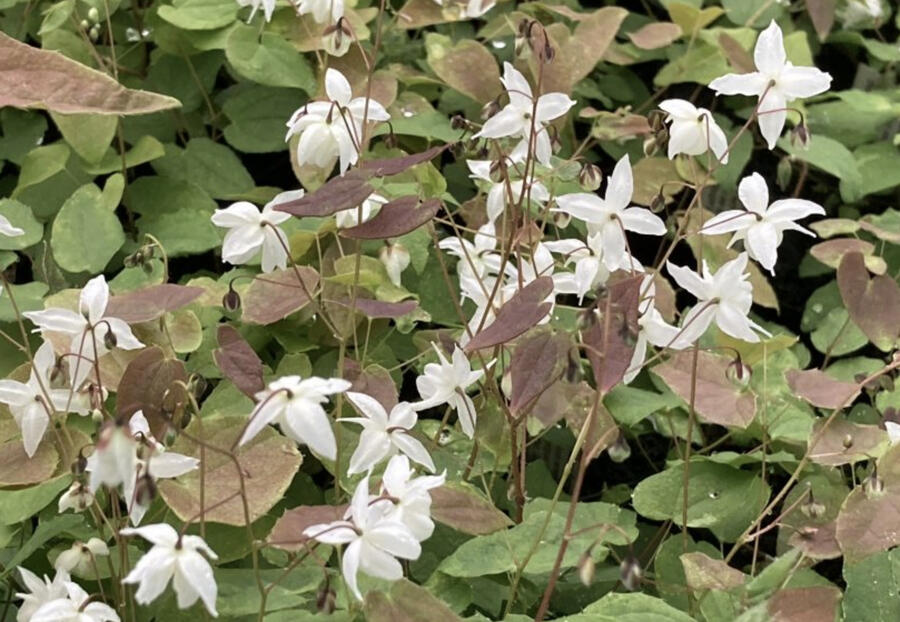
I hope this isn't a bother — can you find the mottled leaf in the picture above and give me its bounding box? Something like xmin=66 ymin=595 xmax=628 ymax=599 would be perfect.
xmin=425 ymin=34 xmax=501 ymax=103
xmin=241 ymin=267 xmax=319 ymax=325
xmin=809 ymin=419 xmax=888 ymax=466
xmin=275 ymin=172 xmax=374 ymax=217
xmin=268 ymin=504 xmax=347 ymax=551
xmin=364 ymin=579 xmax=462 ymax=622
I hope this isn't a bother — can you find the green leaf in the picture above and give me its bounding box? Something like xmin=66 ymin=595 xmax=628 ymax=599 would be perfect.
xmin=604 ymin=385 xmax=681 ymax=426
xmin=0 ymin=513 xmax=83 ymax=577
xmin=226 ymin=25 xmax=316 ymax=91
xmin=222 ymin=85 xmax=301 ymax=153
xmin=0 ymin=282 xmax=49 ymax=321
xmin=151 ymin=138 xmax=255 ymax=199
xmin=778 ymin=134 xmax=863 ymax=203
xmin=632 ymin=460 xmax=770 ymax=542
xmin=38 ymin=0 xmax=74 ymax=35
xmin=0 ymin=109 xmax=48 ymax=166
xmin=157 ymin=0 xmax=238 ymax=30
xmin=810 ymin=307 xmax=868 ymax=356
xmin=655 ymin=42 xmax=730 ymax=86
xmin=570 ymin=592 xmax=696 ymax=622
xmin=721 ymin=0 xmax=784 ymax=27
xmin=0 ymin=199 xmax=42 ymax=249
xmin=51 ymin=183 xmax=125 ymax=273
xmin=843 ymin=549 xmax=900 ymax=621
xmin=84 ymin=135 xmax=166 ymax=175
xmin=13 ymin=143 xmax=71 ymax=197
xmin=0 ymin=474 xmax=71 ymax=525
xmin=50 ymin=112 xmax=118 ymax=163
xmin=138 ymin=205 xmax=222 ymax=256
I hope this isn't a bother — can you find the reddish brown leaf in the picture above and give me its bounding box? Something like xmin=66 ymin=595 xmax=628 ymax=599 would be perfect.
xmin=427 ymin=39 xmax=502 ymax=103
xmin=653 ymin=351 xmax=756 ymax=428
xmin=0 ymin=438 xmax=59 ymax=487
xmin=810 ymin=238 xmax=877 ymax=269
xmin=429 ymin=483 xmax=512 ymax=535
xmin=116 ymin=346 xmax=187 ymax=439
xmin=213 ymin=325 xmax=264 ymax=399
xmin=718 ymin=33 xmax=755 ymax=73
xmin=106 ymin=284 xmax=204 ymax=323
xmin=268 ymin=504 xmax=348 ymax=551
xmin=628 ymin=22 xmax=683 ymax=50
xmin=583 ymin=274 xmax=642 ymax=393
xmin=837 ymin=251 xmax=900 ymax=351
xmin=330 ymin=297 xmax=418 ymax=319
xmin=532 ymin=380 xmax=593 ymax=428
xmin=768 ymin=586 xmax=841 ymax=622
xmin=809 ymin=418 xmax=888 ymax=466
xmin=274 ymin=172 xmax=375 ymax=217
xmin=509 ymin=330 xmax=570 ymax=417
xmin=241 ymin=267 xmax=319 ymax=325
xmin=785 ymin=369 xmax=860 ymax=410
xmin=788 ymin=521 xmax=841 ymax=560
xmin=343 ymin=359 xmax=398 ymax=411
xmin=359 ymin=144 xmax=450 ymax=176
xmin=340 ymin=196 xmax=441 ymax=240
xmin=0 ymin=32 xmax=180 ymax=115
xmin=464 ymin=277 xmax=554 ymax=353
xmin=564 ymin=397 xmax=618 ymax=461
xmin=805 ymin=0 xmax=836 ymax=41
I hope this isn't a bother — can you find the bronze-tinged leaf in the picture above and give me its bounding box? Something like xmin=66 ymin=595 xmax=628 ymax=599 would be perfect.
xmin=430 ymin=483 xmax=513 ymax=535
xmin=0 ymin=32 xmax=180 ymax=115
xmin=106 ymin=284 xmax=204 ymax=323
xmin=583 ymin=274 xmax=642 ymax=393
xmin=0 ymin=438 xmax=59 ymax=487
xmin=532 ymin=379 xmax=594 ymax=428
xmin=718 ymin=32 xmax=755 ymax=73
xmin=343 ymin=359 xmax=398 ymax=411
xmin=509 ymin=330 xmax=570 ymax=417
xmin=426 ymin=36 xmax=502 ymax=103
xmin=329 ymin=298 xmax=418 ymax=319
xmin=785 ymin=369 xmax=860 ymax=410
xmin=397 ymin=0 xmax=459 ymax=29
xmin=275 ymin=172 xmax=375 ymax=217
xmin=680 ymin=552 xmax=746 ymax=591
xmin=627 ymin=22 xmax=683 ymax=50
xmin=564 ymin=395 xmax=618 ymax=461
xmin=805 ymin=0 xmax=836 ymax=41
xmin=116 ymin=346 xmax=187 ymax=440
xmin=213 ymin=325 xmax=264 ymax=399
xmin=359 ymin=144 xmax=451 ymax=177
xmin=158 ymin=416 xmax=302 ymax=527
xmin=788 ymin=520 xmax=841 ymax=560
xmin=268 ymin=504 xmax=347 ymax=551
xmin=241 ymin=266 xmax=319 ymax=325
xmin=768 ymin=586 xmax=842 ymax=622
xmin=653 ymin=351 xmax=757 ymax=429
xmin=340 ymin=196 xmax=441 ymax=240
xmin=810 ymin=238 xmax=886 ymax=273
xmin=809 ymin=419 xmax=888 ymax=466
xmin=837 ymin=252 xmax=900 ymax=352
xmin=463 ymin=277 xmax=554 ymax=353
xmin=364 ymin=579 xmax=463 ymax=622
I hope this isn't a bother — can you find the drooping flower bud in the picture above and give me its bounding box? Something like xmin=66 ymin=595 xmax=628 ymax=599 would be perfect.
xmin=577 ymin=552 xmax=595 ymax=586
xmin=322 ymin=18 xmax=353 ymax=57
xmin=608 ymin=433 xmax=631 ymax=463
xmin=776 ymin=156 xmax=793 ymax=191
xmin=379 ymin=242 xmax=410 ymax=287
xmin=619 ymin=556 xmax=642 ymax=591
xmin=223 ymin=285 xmax=242 ymax=312
xmin=578 ymin=162 xmax=603 ymax=191
xmin=790 ymin=121 xmax=811 ymax=149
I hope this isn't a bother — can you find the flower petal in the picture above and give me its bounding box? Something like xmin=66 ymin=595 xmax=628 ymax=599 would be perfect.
xmin=753 ymin=20 xmax=786 ymax=76
xmin=605 ymin=155 xmax=634 ymax=211
xmin=620 ymin=207 xmax=666 ymax=236
xmin=745 ymin=221 xmax=779 ymax=275
xmin=325 ymin=68 xmax=353 ymax=107
xmin=80 ymin=275 xmax=109 ymax=325
xmin=709 ymin=72 xmax=768 ymax=96
xmin=476 ymin=106 xmax=525 ymax=139
xmin=779 ymin=65 xmax=832 ymax=99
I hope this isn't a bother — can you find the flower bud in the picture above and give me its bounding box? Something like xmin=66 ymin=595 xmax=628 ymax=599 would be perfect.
xmin=72 ymin=452 xmax=88 ymax=475
xmin=134 ymin=473 xmax=157 ymax=507
xmin=776 ymin=156 xmax=793 ymax=192
xmin=87 ymin=7 xmax=100 ymax=22
xmin=553 ymin=210 xmax=571 ymax=229
xmin=89 ymin=24 xmax=100 ymax=41
xmin=649 ymin=191 xmax=666 ymax=214
xmin=608 ymin=433 xmax=631 ymax=463
xmin=619 ymin=556 xmax=642 ymax=591
xmin=500 ymin=369 xmax=512 ymax=397
xmin=790 ymin=122 xmax=810 ymax=149
xmin=800 ymin=498 xmax=826 ymax=519
xmin=726 ymin=356 xmax=751 ymax=387
xmin=577 ymin=552 xmax=595 ymax=586
xmin=842 ymin=434 xmax=854 ymax=449
xmin=316 ymin=585 xmax=336 ymax=614
xmin=481 ymin=99 xmax=501 ymax=122
xmin=322 ymin=19 xmax=352 ymax=57
xmin=450 ymin=115 xmax=468 ymax=131
xmin=866 ymin=470 xmax=885 ymax=496
xmin=578 ymin=162 xmax=602 ymax=191
xmin=223 ymin=286 xmax=242 ymax=312
xmin=103 ymin=329 xmax=117 ymax=350
xmin=80 ymin=19 xmax=90 ymax=29
xmin=379 ymin=242 xmax=410 ymax=287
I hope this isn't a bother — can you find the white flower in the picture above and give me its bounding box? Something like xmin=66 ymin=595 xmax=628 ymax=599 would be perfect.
xmin=239 ymin=375 xmax=351 ymax=458
xmin=467 ymin=159 xmax=550 ymax=223
xmin=886 ymin=421 xmax=900 ymax=444
xmin=667 ymin=253 xmax=771 ymax=344
xmin=0 ymin=340 xmax=88 ymax=457
xmin=658 ymin=99 xmax=729 ymax=163
xmin=54 ymin=539 xmax=109 ymax=577
xmin=709 ymin=20 xmax=832 ymax=149
xmin=23 ymin=276 xmax=143 ymax=389
xmin=236 ymin=0 xmax=275 ymax=22
xmin=438 ymin=223 xmax=503 ymax=284
xmin=0 ymin=214 xmax=24 ymax=238
xmin=335 ymin=193 xmax=387 ymax=229
xmin=15 ymin=567 xmax=69 ymax=622
xmin=555 ymin=155 xmax=666 ymax=272
xmin=465 ymin=0 xmax=495 ymax=17
xmin=379 ymin=242 xmax=410 ymax=287
xmin=543 ymin=237 xmax=612 ymax=303
xmin=286 ymin=68 xmax=390 ymax=174
xmin=414 ymin=345 xmax=483 ymax=438
xmin=379 ymin=455 xmax=445 ymax=541
xmin=30 ymin=580 xmax=119 ymax=622
xmin=297 ymin=0 xmax=343 ymax=24
xmin=58 ymin=482 xmax=94 ymax=514
xmin=211 ymin=191 xmax=300 ymax=273
xmin=343 ymin=392 xmax=435 ymax=474
xmin=474 ymin=62 xmax=575 ymax=166
xmin=303 ymin=476 xmax=420 ymax=601
xmin=121 ymin=524 xmax=217 ymax=615
xmin=701 ymin=172 xmax=825 ymax=274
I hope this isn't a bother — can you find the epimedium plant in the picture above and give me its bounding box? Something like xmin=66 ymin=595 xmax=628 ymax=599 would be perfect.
xmin=0 ymin=0 xmax=898 ymax=620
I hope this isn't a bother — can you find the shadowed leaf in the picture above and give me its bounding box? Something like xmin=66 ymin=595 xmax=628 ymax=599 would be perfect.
xmin=464 ymin=277 xmax=554 ymax=352
xmin=340 ymin=196 xmax=441 ymax=239
xmin=680 ymin=552 xmax=746 ymax=591
xmin=116 ymin=346 xmax=187 ymax=440
xmin=106 ymin=284 xmax=204 ymax=323
xmin=837 ymin=251 xmax=900 ymax=351
xmin=213 ymin=325 xmax=264 ymax=399
xmin=768 ymin=586 xmax=842 ymax=622
xmin=330 ymin=297 xmax=418 ymax=319
xmin=805 ymin=0 xmax=836 ymax=41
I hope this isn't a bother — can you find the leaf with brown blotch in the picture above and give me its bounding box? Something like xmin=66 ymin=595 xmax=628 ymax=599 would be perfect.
xmin=836 ymin=444 xmax=900 ymax=562
xmin=680 ymin=552 xmax=746 ymax=592
xmin=785 ymin=369 xmax=860 ymax=410
xmin=329 ymin=297 xmax=418 ymax=319
xmin=0 ymin=32 xmax=180 ymax=115
xmin=360 ymin=144 xmax=451 ymax=177
xmin=106 ymin=284 xmax=204 ymax=323
xmin=427 ymin=36 xmax=502 ymax=103
xmin=0 ymin=438 xmax=59 ymax=487
xmin=158 ymin=416 xmax=302 ymax=527
xmin=788 ymin=520 xmax=841 ymax=560
xmin=274 ymin=172 xmax=374 ymax=217
xmin=429 ymin=483 xmax=513 ymax=535
xmin=810 ymin=238 xmax=886 ymax=274
xmin=837 ymin=251 xmax=900 ymax=352
xmin=805 ymin=0 xmax=836 ymax=41
xmin=364 ymin=579 xmax=463 ymax=622
xmin=340 ymin=196 xmax=441 ymax=240
xmin=628 ymin=22 xmax=683 ymax=50
xmin=582 ymin=274 xmax=642 ymax=393
xmin=767 ymin=586 xmax=842 ymax=622
xmin=509 ymin=330 xmax=571 ymax=417
xmin=268 ymin=504 xmax=348 ymax=551
xmin=241 ymin=266 xmax=319 ymax=325
xmin=653 ymin=351 xmax=757 ymax=429
xmin=213 ymin=325 xmax=264 ymax=399
xmin=116 ymin=346 xmax=187 ymax=440
xmin=463 ymin=277 xmax=555 ymax=353
xmin=342 ymin=359 xmax=398 ymax=411
xmin=809 ymin=419 xmax=888 ymax=466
